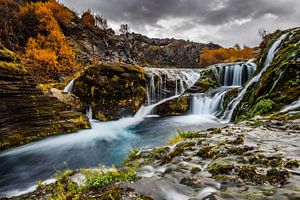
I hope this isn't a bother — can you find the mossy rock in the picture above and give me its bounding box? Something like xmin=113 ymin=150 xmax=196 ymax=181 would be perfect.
xmin=236 ymin=28 xmax=300 ymax=121
xmin=156 ymin=95 xmax=191 ymax=116
xmin=73 ymin=62 xmax=146 ymax=120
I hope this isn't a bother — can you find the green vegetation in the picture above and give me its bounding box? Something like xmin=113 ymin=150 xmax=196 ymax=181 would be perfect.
xmin=236 ymin=28 xmax=300 ymax=121
xmin=241 ymin=99 xmax=275 ymax=120
xmin=35 ymin=166 xmax=137 ymax=199
xmin=83 ymin=167 xmax=136 ymax=189
xmin=178 ymin=130 xmax=209 ymax=139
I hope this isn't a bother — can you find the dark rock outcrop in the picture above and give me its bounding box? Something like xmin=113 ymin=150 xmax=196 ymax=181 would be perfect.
xmin=63 ymin=22 xmax=221 ymax=68
xmin=73 ymin=63 xmax=146 ymax=121
xmin=0 ymin=48 xmax=90 ymax=151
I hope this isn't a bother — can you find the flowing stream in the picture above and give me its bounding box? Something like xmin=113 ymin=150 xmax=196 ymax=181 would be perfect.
xmin=0 ymin=33 xmax=293 ymax=197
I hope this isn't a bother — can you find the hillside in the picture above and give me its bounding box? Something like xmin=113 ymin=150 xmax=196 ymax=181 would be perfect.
xmin=0 ymin=0 xmax=221 ymax=83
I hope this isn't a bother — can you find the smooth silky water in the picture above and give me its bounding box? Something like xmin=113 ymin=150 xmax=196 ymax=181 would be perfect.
xmin=0 ymin=115 xmax=222 ymax=197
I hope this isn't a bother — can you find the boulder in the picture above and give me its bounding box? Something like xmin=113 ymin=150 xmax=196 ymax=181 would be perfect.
xmin=156 ymin=95 xmax=191 ymax=116
xmin=73 ymin=63 xmax=146 ymax=121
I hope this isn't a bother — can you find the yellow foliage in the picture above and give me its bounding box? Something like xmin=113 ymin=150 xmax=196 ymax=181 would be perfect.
xmin=21 ymin=0 xmax=79 ymax=81
xmin=200 ymin=46 xmax=254 ymax=67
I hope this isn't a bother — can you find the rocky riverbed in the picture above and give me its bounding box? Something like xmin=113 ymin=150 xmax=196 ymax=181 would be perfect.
xmin=8 ymin=111 xmax=300 ymax=200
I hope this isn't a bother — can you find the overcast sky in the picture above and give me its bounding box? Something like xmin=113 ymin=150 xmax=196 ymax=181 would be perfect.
xmin=61 ymin=0 xmax=300 ymax=47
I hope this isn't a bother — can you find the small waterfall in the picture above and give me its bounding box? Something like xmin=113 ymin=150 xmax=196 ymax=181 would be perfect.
xmin=216 ymin=62 xmax=256 ymax=86
xmin=86 ymin=105 xmax=93 ymax=120
xmin=135 ymin=68 xmax=200 ymax=118
xmin=63 ymin=79 xmax=75 ymax=93
xmin=221 ymin=33 xmax=288 ymax=122
xmin=191 ymin=88 xmax=234 ymax=116
xmin=280 ymin=98 xmax=300 ymax=113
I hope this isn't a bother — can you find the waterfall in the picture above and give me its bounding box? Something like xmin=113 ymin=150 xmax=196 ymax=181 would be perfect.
xmin=280 ymin=98 xmax=300 ymax=113
xmin=191 ymin=88 xmax=231 ymax=115
xmin=135 ymin=68 xmax=200 ymax=118
xmin=63 ymin=79 xmax=75 ymax=93
xmin=221 ymin=33 xmax=288 ymax=122
xmin=216 ymin=62 xmax=256 ymax=86
xmin=86 ymin=105 xmax=93 ymax=120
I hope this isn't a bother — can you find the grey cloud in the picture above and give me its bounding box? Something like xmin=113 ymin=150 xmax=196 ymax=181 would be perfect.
xmin=61 ymin=0 xmax=300 ymax=46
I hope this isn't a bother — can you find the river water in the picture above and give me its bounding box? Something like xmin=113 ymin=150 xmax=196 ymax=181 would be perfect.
xmin=0 ymin=115 xmax=222 ymax=197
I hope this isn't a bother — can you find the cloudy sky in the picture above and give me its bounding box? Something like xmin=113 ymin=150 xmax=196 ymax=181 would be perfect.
xmin=61 ymin=0 xmax=300 ymax=47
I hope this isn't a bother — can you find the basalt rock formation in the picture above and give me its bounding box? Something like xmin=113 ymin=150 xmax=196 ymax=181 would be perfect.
xmin=0 ymin=48 xmax=90 ymax=151
xmin=63 ymin=21 xmax=221 ymax=68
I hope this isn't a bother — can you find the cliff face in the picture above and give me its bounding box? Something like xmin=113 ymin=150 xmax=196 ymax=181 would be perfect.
xmin=235 ymin=28 xmax=300 ymax=120
xmin=0 ymin=48 xmax=90 ymax=151
xmin=63 ymin=22 xmax=221 ymax=68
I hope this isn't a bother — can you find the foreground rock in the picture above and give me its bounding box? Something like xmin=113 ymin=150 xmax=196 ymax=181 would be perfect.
xmin=73 ymin=63 xmax=146 ymax=121
xmin=0 ymin=48 xmax=90 ymax=151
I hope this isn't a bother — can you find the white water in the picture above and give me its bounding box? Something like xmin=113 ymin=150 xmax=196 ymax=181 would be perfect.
xmin=221 ymin=33 xmax=288 ymax=122
xmin=135 ymin=68 xmax=200 ymax=118
xmin=191 ymin=88 xmax=238 ymax=115
xmin=215 ymin=62 xmax=256 ymax=86
xmin=281 ymin=98 xmax=300 ymax=113
xmin=86 ymin=105 xmax=93 ymax=120
xmin=63 ymin=79 xmax=75 ymax=93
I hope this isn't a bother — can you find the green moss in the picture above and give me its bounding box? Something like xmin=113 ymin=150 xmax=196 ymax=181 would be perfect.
xmin=167 ymin=135 xmax=184 ymax=145
xmin=196 ymin=145 xmax=218 ymax=159
xmin=70 ymin=115 xmax=91 ymax=129
xmin=196 ymin=78 xmax=218 ymax=91
xmin=227 ymin=134 xmax=245 ymax=145
xmin=249 ymin=154 xmax=285 ymax=168
xmin=208 ymin=163 xmax=234 ymax=176
xmin=96 ymin=112 xmax=108 ymax=122
xmin=178 ymin=130 xmax=209 ymax=139
xmin=0 ymin=48 xmax=17 ymax=61
xmin=161 ymin=142 xmax=195 ymax=164
xmin=0 ymin=61 xmax=26 ymax=72
xmin=190 ymin=167 xmax=201 ymax=174
xmin=227 ymin=146 xmax=254 ymax=155
xmin=91 ymin=86 xmax=95 ymax=97
xmin=124 ymin=148 xmax=141 ymax=163
xmin=285 ymin=160 xmax=300 ymax=169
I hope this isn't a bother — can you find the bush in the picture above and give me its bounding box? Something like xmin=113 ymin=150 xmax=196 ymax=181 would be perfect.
xmin=21 ymin=1 xmax=79 ymax=82
xmin=246 ymin=99 xmax=275 ymax=119
xmin=200 ymin=45 xmax=254 ymax=67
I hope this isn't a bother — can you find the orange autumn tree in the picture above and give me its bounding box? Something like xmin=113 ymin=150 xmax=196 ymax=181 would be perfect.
xmin=200 ymin=45 xmax=254 ymax=67
xmin=20 ymin=0 xmax=79 ymax=81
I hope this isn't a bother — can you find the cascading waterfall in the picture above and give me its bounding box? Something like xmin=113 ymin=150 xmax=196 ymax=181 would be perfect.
xmin=190 ymin=61 xmax=256 ymax=117
xmin=216 ymin=61 xmax=256 ymax=86
xmin=221 ymin=33 xmax=288 ymax=122
xmin=63 ymin=79 xmax=75 ymax=93
xmin=191 ymin=88 xmax=233 ymax=116
xmin=135 ymin=68 xmax=200 ymax=118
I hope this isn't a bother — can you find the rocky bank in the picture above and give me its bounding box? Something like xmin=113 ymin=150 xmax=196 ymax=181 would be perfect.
xmin=0 ymin=47 xmax=90 ymax=151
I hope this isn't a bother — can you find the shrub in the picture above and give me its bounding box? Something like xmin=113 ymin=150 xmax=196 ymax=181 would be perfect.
xmin=21 ymin=1 xmax=79 ymax=82
xmin=200 ymin=45 xmax=254 ymax=67
xmin=246 ymin=99 xmax=275 ymax=119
